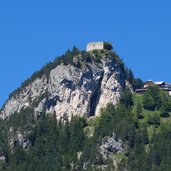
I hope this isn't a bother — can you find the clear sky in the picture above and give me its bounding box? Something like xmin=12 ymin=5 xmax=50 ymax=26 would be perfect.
xmin=0 ymin=0 xmax=171 ymax=107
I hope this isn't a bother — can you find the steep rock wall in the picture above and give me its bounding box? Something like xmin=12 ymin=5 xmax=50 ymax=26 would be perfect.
xmin=0 ymin=55 xmax=126 ymax=120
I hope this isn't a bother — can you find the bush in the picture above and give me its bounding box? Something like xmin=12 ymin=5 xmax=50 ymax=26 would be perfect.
xmin=120 ymin=89 xmax=134 ymax=107
xmin=143 ymin=85 xmax=162 ymax=111
xmin=143 ymin=93 xmax=156 ymax=111
xmin=160 ymin=111 xmax=170 ymax=118
xmin=104 ymin=42 xmax=113 ymax=50
xmin=147 ymin=114 xmax=160 ymax=126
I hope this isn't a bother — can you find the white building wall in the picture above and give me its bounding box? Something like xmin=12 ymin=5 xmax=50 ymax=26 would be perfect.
xmin=86 ymin=42 xmax=104 ymax=52
xmin=169 ymin=91 xmax=171 ymax=96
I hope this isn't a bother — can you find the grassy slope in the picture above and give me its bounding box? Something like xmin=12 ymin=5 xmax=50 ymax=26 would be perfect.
xmin=133 ymin=93 xmax=171 ymax=140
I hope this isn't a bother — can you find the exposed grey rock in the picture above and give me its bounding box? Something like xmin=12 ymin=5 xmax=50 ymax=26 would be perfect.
xmin=34 ymin=98 xmax=46 ymax=119
xmin=8 ymin=128 xmax=31 ymax=150
xmin=99 ymin=133 xmax=124 ymax=160
xmin=0 ymin=54 xmax=126 ymax=120
xmin=17 ymin=132 xmax=30 ymax=149
xmin=0 ymin=155 xmax=5 ymax=162
xmin=0 ymin=77 xmax=47 ymax=119
xmin=82 ymin=133 xmax=125 ymax=171
xmin=126 ymin=80 xmax=134 ymax=93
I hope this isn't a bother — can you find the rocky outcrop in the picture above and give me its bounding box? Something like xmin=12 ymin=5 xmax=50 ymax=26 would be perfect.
xmin=0 ymin=77 xmax=48 ymax=119
xmin=99 ymin=133 xmax=124 ymax=160
xmin=0 ymin=53 xmax=126 ymax=120
xmin=9 ymin=127 xmax=31 ymax=150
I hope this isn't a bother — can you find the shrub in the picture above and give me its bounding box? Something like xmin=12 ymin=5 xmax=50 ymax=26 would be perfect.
xmin=160 ymin=111 xmax=170 ymax=118
xmin=147 ymin=114 xmax=160 ymax=126
xmin=120 ymin=89 xmax=134 ymax=107
xmin=104 ymin=42 xmax=113 ymax=50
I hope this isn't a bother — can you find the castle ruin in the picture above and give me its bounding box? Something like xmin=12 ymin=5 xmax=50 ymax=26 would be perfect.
xmin=86 ymin=42 xmax=113 ymax=52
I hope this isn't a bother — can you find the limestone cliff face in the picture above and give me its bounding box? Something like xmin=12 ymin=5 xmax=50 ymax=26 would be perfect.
xmin=0 ymin=51 xmax=126 ymax=120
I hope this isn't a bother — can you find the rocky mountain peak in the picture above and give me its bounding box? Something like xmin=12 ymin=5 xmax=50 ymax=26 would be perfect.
xmin=0 ymin=49 xmax=126 ymax=120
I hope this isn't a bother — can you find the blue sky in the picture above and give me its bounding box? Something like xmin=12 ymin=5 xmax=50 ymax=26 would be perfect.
xmin=0 ymin=0 xmax=171 ymax=107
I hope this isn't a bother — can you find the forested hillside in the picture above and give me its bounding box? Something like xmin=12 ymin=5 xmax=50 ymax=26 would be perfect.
xmin=0 ymin=85 xmax=171 ymax=170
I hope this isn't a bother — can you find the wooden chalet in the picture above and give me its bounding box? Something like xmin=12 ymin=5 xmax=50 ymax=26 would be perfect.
xmin=136 ymin=80 xmax=171 ymax=95
xmin=143 ymin=80 xmax=155 ymax=88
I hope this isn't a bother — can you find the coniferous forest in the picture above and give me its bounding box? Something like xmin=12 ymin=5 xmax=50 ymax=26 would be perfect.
xmin=0 ymin=85 xmax=171 ymax=170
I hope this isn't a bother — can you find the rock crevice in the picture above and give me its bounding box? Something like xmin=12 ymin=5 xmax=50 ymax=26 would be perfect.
xmin=89 ymin=71 xmax=104 ymax=116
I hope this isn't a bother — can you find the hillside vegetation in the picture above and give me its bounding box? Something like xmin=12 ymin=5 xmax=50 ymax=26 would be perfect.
xmin=0 ymin=85 xmax=171 ymax=170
